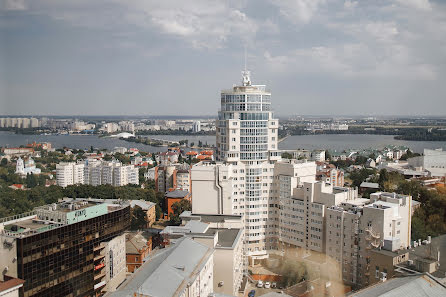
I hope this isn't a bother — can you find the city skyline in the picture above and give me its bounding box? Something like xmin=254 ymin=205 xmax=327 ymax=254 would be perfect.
xmin=2 ymin=0 xmax=446 ymax=116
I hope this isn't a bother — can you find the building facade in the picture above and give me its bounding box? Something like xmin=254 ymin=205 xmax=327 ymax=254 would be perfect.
xmin=0 ymin=200 xmax=130 ymax=297
xmin=214 ymin=70 xmax=280 ymax=260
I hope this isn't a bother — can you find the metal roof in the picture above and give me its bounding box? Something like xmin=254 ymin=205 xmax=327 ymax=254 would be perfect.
xmin=110 ymin=237 xmax=213 ymax=297
xmin=349 ymin=274 xmax=446 ymax=297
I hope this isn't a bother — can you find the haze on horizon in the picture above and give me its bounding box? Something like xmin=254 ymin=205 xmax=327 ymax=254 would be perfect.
xmin=1 ymin=0 xmax=446 ymax=117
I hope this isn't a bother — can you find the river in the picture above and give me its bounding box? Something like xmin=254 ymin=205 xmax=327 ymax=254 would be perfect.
xmin=0 ymin=132 xmax=445 ymax=153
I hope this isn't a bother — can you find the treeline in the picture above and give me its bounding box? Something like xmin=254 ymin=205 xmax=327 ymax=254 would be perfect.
xmin=0 ymin=183 xmax=163 ymax=220
xmin=282 ymin=126 xmax=446 ymax=141
xmin=135 ymin=129 xmax=215 ymax=136
xmin=394 ymin=128 xmax=446 ymax=141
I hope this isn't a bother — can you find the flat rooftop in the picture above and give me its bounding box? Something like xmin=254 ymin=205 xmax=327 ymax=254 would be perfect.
xmin=1 ymin=199 xmax=129 ymax=238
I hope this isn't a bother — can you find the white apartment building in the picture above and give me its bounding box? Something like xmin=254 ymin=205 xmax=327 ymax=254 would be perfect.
xmin=103 ymin=234 xmax=127 ymax=293
xmin=57 ymin=160 xmax=138 ymax=187
xmin=408 ymin=148 xmax=446 ymax=177
xmin=311 ymin=150 xmax=326 ymax=162
xmin=56 ymin=162 xmax=85 ymax=187
xmin=325 ymin=192 xmax=412 ymax=287
xmin=192 ymin=121 xmax=201 ymax=133
xmin=163 ymin=213 xmax=245 ymax=296
xmin=214 ymin=70 xmax=280 ymax=259
xmin=176 ymin=169 xmax=191 ymax=192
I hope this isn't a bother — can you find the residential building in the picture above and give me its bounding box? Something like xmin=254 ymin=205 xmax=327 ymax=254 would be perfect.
xmin=56 ymin=162 xmax=85 ymax=187
xmin=103 ymin=234 xmax=127 ymax=293
xmin=311 ymin=150 xmax=326 ymax=162
xmin=325 ymin=192 xmax=412 ymax=288
xmin=0 ymin=200 xmax=130 ymax=297
xmin=110 ymin=237 xmax=214 ymax=297
xmin=165 ymin=190 xmax=191 ymax=218
xmin=213 ymin=69 xmax=281 ymax=260
xmin=57 ymin=160 xmax=139 ymax=187
xmin=166 ymin=213 xmax=245 ymax=296
xmin=125 ymin=232 xmax=151 ymax=273
xmin=192 ymin=121 xmax=201 ymax=133
xmin=176 ymin=169 xmax=191 ymax=192
xmin=1 ymin=148 xmax=34 ymax=157
xmin=408 ymin=148 xmax=446 ymax=177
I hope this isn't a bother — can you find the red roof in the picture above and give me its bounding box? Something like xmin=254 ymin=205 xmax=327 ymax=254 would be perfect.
xmin=11 ymin=184 xmax=24 ymax=189
xmin=200 ymin=150 xmax=213 ymax=155
xmin=186 ymin=151 xmax=198 ymax=156
xmin=197 ymin=155 xmax=211 ymax=160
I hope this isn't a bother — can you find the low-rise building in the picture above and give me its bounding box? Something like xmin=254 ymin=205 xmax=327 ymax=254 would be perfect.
xmin=165 ymin=190 xmax=191 ymax=218
xmin=125 ymin=232 xmax=151 ymax=273
xmin=110 ymin=237 xmax=214 ymax=297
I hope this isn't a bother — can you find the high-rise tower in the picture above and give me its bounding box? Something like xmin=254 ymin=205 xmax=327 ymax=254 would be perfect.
xmin=216 ymin=70 xmax=280 ymax=162
xmin=215 ymin=70 xmax=281 ymax=259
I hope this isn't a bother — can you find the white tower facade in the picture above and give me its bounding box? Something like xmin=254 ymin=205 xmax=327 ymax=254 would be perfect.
xmin=215 ymin=70 xmax=281 ymax=258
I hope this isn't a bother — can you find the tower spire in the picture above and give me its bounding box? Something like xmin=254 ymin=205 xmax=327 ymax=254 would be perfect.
xmin=242 ymin=45 xmax=251 ymax=86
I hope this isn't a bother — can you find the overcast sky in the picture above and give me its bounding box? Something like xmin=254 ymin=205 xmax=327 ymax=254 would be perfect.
xmin=1 ymin=0 xmax=446 ymax=116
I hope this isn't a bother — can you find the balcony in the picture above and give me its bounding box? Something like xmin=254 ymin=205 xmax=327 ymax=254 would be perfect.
xmin=94 ymin=271 xmax=106 ymax=281
xmin=93 ymin=243 xmax=105 ymax=251
xmin=94 ymin=254 xmax=105 ymax=262
xmin=94 ymin=281 xmax=106 ymax=290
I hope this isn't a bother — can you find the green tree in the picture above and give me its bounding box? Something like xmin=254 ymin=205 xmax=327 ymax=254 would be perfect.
xmin=25 ymin=173 xmax=38 ymax=188
xmin=130 ymin=206 xmax=147 ymax=230
xmin=281 ymin=152 xmax=293 ymax=159
xmin=0 ymin=158 xmax=7 ymax=167
xmin=169 ymin=199 xmax=191 ymax=225
xmin=378 ymin=169 xmax=389 ymax=190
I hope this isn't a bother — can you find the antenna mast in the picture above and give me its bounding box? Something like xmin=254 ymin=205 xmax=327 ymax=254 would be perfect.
xmin=242 ymin=45 xmax=251 ymax=86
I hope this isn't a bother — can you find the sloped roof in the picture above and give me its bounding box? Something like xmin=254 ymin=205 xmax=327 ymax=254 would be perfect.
xmin=348 ymin=274 xmax=446 ymax=297
xmin=165 ymin=190 xmax=189 ymax=198
xmin=111 ymin=237 xmax=213 ymax=297
xmin=125 ymin=232 xmax=148 ymax=254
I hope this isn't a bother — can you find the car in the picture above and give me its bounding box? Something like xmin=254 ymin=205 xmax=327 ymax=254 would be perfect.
xmin=248 ymin=290 xmax=256 ymax=297
xmin=271 ymin=282 xmax=277 ymax=288
xmin=264 ymin=281 xmax=271 ymax=289
xmin=257 ymin=280 xmax=264 ymax=288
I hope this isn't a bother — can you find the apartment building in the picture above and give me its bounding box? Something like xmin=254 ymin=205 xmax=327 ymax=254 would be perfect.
xmin=110 ymin=237 xmax=214 ymax=297
xmin=325 ymin=192 xmax=412 ymax=288
xmin=161 ymin=213 xmax=245 ymax=296
xmin=56 ymin=160 xmax=138 ymax=187
xmin=56 ymin=162 xmax=85 ymax=187
xmin=153 ymin=164 xmax=191 ymax=193
xmin=0 ymin=200 xmax=130 ymax=297
xmin=214 ymin=70 xmax=280 ymax=260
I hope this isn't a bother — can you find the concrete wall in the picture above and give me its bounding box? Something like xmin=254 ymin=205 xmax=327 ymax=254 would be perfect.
xmin=0 ymin=235 xmax=17 ymax=281
xmin=104 ymin=234 xmax=126 ymax=292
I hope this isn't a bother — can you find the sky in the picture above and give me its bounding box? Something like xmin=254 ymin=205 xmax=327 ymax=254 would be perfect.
xmin=1 ymin=0 xmax=446 ymax=117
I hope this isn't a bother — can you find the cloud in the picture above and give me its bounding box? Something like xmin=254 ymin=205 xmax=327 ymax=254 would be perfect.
xmin=344 ymin=0 xmax=358 ymax=10
xmin=395 ymin=0 xmax=432 ymax=11
xmin=121 ymin=1 xmax=258 ymax=49
xmin=269 ymin=0 xmax=326 ymax=24
xmin=0 ymin=0 xmax=26 ymax=11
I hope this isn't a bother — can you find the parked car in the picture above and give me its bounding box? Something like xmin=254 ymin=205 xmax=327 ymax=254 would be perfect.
xmin=271 ymin=282 xmax=277 ymax=288
xmin=264 ymin=281 xmax=271 ymax=289
xmin=248 ymin=290 xmax=256 ymax=297
xmin=257 ymin=280 xmax=264 ymax=288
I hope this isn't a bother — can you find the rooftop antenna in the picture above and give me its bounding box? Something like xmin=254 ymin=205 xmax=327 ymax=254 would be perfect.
xmin=244 ymin=45 xmax=247 ymax=72
xmin=242 ymin=45 xmax=251 ymax=86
